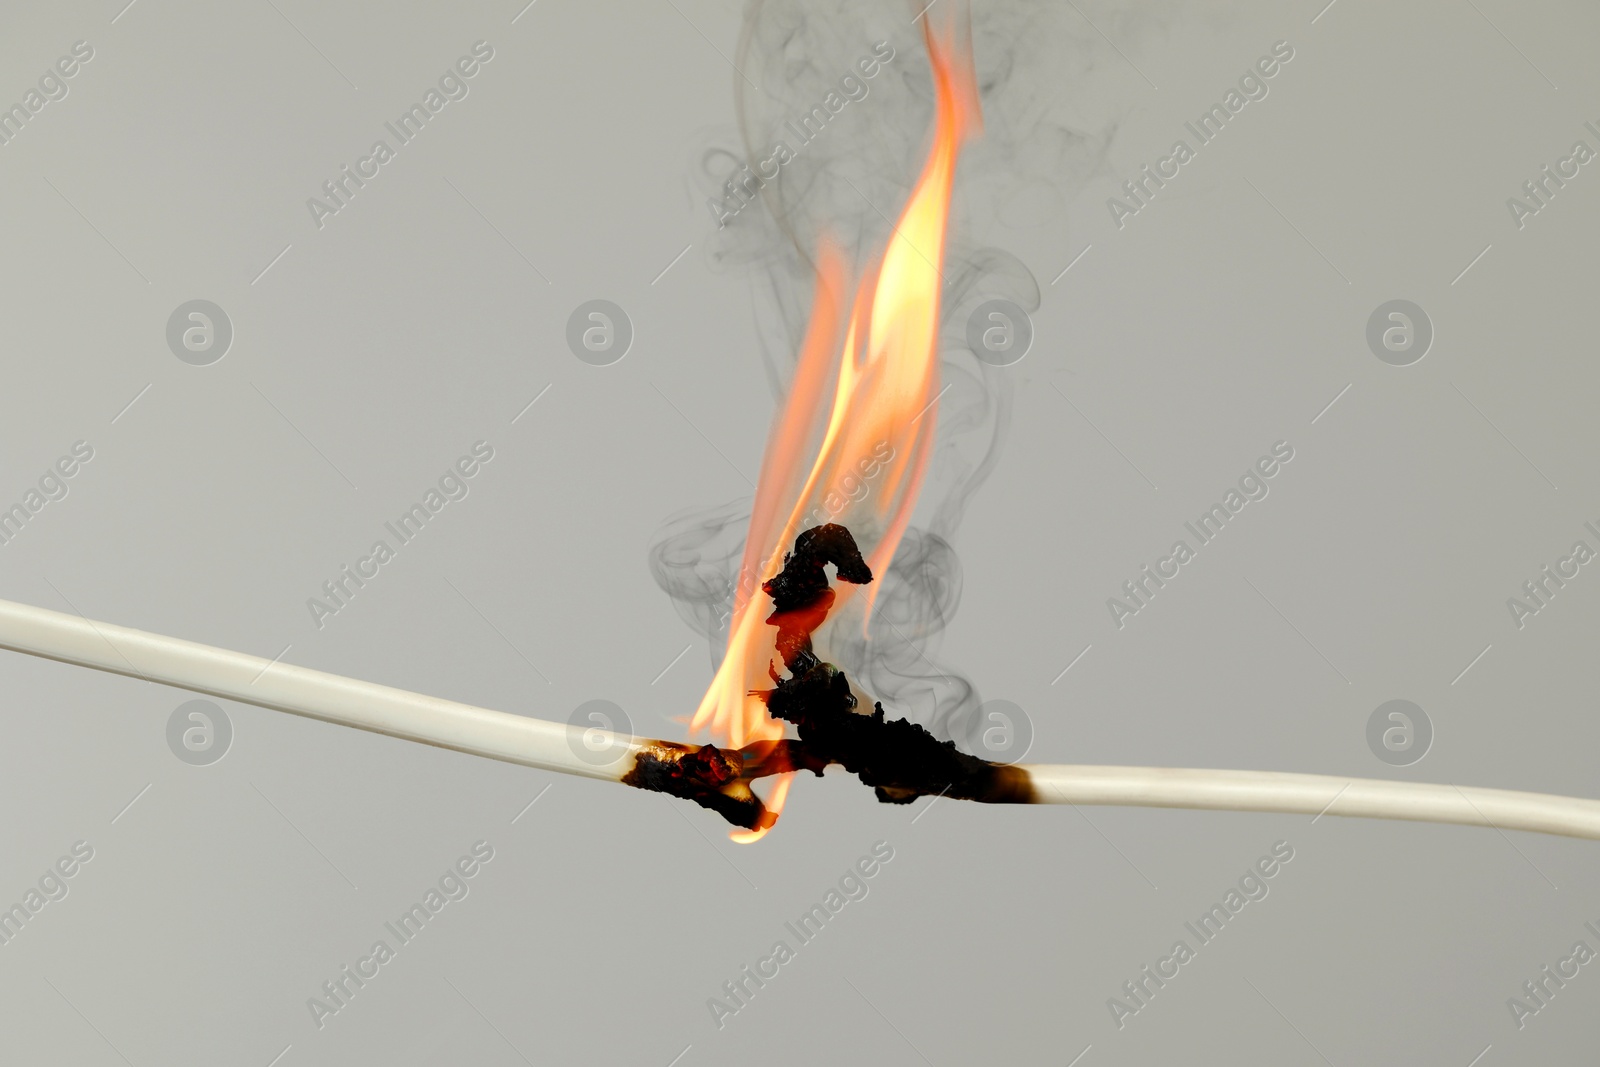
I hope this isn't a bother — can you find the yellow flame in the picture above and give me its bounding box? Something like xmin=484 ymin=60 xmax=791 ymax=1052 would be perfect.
xmin=692 ymin=14 xmax=981 ymax=840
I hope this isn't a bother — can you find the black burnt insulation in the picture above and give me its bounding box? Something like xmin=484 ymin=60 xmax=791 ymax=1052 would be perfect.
xmin=622 ymin=742 xmax=770 ymax=831
xmin=624 ymin=524 xmax=1034 ymax=829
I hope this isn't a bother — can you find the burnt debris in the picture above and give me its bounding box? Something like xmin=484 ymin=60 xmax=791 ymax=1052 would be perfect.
xmin=757 ymin=524 xmax=1034 ymax=807
xmin=624 ymin=523 xmax=1034 ymax=829
xmin=760 ymin=523 xmax=874 ymax=612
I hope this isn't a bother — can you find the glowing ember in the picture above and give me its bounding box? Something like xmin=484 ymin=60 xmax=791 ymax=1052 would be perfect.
xmin=691 ymin=14 xmax=982 ymax=841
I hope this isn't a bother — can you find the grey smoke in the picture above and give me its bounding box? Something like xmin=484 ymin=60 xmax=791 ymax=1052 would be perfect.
xmin=648 ymin=498 xmax=747 ymax=665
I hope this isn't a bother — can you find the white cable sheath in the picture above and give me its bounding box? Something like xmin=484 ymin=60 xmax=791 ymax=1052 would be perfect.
xmin=0 ymin=596 xmax=638 ymax=782
xmin=1028 ymin=764 xmax=1600 ymax=841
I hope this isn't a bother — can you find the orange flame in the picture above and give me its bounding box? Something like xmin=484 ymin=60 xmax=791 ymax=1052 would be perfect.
xmin=696 ymin=15 xmax=981 ymax=842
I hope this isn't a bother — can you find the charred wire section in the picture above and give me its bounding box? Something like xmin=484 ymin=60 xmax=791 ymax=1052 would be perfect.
xmin=621 ymin=741 xmax=774 ymax=831
xmin=624 ymin=523 xmax=1034 ymax=828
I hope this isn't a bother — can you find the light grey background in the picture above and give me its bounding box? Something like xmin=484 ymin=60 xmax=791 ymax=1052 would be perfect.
xmin=1 ymin=0 xmax=1597 ymax=1063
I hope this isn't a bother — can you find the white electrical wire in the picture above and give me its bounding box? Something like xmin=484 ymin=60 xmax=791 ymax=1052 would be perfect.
xmin=1027 ymin=764 xmax=1600 ymax=842
xmin=4 ymin=595 xmax=1598 ymax=842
